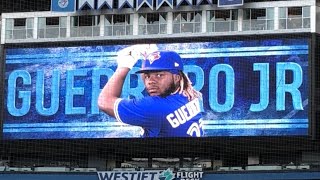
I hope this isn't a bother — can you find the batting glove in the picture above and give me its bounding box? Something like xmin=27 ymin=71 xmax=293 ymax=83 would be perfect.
xmin=116 ymin=44 xmax=158 ymax=69
xmin=116 ymin=46 xmax=137 ymax=69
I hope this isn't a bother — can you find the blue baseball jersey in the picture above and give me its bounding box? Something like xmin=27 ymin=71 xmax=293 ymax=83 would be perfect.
xmin=114 ymin=93 xmax=204 ymax=137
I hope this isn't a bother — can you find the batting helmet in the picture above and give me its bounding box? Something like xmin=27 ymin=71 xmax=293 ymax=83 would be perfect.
xmin=135 ymin=50 xmax=183 ymax=74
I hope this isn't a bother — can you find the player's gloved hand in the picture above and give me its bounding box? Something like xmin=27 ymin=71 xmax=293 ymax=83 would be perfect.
xmin=116 ymin=44 xmax=158 ymax=69
xmin=116 ymin=46 xmax=138 ymax=69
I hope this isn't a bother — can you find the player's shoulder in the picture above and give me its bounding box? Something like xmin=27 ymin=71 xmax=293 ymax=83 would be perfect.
xmin=146 ymin=94 xmax=188 ymax=103
xmin=137 ymin=95 xmax=168 ymax=105
xmin=120 ymin=96 xmax=166 ymax=108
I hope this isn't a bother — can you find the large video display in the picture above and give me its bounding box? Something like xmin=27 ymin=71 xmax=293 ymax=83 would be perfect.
xmin=3 ymin=38 xmax=309 ymax=139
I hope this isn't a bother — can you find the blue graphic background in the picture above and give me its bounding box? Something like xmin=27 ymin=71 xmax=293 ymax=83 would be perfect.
xmin=3 ymin=39 xmax=309 ymax=139
xmin=218 ymin=0 xmax=243 ymax=7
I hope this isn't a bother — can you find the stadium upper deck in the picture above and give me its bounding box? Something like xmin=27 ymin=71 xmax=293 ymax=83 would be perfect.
xmin=0 ymin=0 xmax=318 ymax=44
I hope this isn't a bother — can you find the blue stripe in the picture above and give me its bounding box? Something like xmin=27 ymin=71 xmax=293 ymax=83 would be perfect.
xmin=3 ymin=125 xmax=307 ymax=133
xmin=181 ymin=50 xmax=308 ymax=59
xmin=3 ymin=122 xmax=308 ymax=133
xmin=3 ymin=126 xmax=141 ymax=133
xmin=6 ymin=46 xmax=307 ymax=60
xmin=177 ymin=45 xmax=308 ymax=54
xmin=6 ymin=46 xmax=309 ymax=63
xmin=3 ymin=126 xmax=307 ymax=133
xmin=6 ymin=51 xmax=117 ymax=60
xmin=6 ymin=45 xmax=308 ymax=60
xmin=5 ymin=50 xmax=308 ymax=64
xmin=204 ymin=129 xmax=307 ymax=136
xmin=202 ymin=119 xmax=308 ymax=125
xmin=3 ymin=122 xmax=124 ymax=128
xmin=3 ymin=119 xmax=308 ymax=128
xmin=6 ymin=57 xmax=117 ymax=64
xmin=203 ymin=124 xmax=308 ymax=130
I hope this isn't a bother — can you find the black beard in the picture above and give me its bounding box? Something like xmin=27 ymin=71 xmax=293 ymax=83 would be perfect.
xmin=159 ymin=81 xmax=178 ymax=98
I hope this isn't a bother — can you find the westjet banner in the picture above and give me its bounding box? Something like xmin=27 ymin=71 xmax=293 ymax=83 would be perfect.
xmin=3 ymin=38 xmax=309 ymax=139
xmin=2 ymin=171 xmax=320 ymax=180
xmin=97 ymin=169 xmax=204 ymax=180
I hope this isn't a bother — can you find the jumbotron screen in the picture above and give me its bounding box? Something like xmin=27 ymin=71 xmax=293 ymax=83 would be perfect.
xmin=3 ymin=38 xmax=309 ymax=139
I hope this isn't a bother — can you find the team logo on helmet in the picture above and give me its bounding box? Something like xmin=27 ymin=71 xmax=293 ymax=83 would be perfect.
xmin=146 ymin=51 xmax=161 ymax=64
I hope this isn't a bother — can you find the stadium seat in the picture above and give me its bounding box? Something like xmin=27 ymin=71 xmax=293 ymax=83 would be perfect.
xmin=20 ymin=167 xmax=33 ymax=171
xmin=87 ymin=168 xmax=97 ymax=172
xmin=179 ymin=167 xmax=203 ymax=171
xmin=297 ymin=165 xmax=310 ymax=170
xmin=34 ymin=167 xmax=70 ymax=172
xmin=6 ymin=167 xmax=20 ymax=171
xmin=71 ymin=168 xmax=86 ymax=172
xmin=217 ymin=167 xmax=230 ymax=171
xmin=113 ymin=168 xmax=136 ymax=171
xmin=230 ymin=166 xmax=243 ymax=171
xmin=0 ymin=166 xmax=6 ymax=171
xmin=72 ymin=168 xmax=97 ymax=172
xmin=245 ymin=165 xmax=282 ymax=171
xmin=284 ymin=165 xmax=297 ymax=170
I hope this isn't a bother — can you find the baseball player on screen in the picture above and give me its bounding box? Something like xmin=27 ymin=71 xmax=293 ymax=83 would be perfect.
xmin=98 ymin=45 xmax=204 ymax=137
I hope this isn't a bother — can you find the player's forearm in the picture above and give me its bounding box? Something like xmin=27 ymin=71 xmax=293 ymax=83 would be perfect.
xmin=98 ymin=67 xmax=130 ymax=116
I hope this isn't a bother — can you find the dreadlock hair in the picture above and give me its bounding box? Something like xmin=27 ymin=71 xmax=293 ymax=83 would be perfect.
xmin=177 ymin=71 xmax=202 ymax=101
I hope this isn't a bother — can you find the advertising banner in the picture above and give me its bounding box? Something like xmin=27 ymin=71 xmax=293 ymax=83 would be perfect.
xmin=97 ymin=169 xmax=203 ymax=180
xmin=3 ymin=39 xmax=309 ymax=139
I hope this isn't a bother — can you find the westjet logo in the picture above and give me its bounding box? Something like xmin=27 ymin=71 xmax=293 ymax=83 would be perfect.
xmin=98 ymin=171 xmax=160 ymax=180
xmin=97 ymin=169 xmax=203 ymax=180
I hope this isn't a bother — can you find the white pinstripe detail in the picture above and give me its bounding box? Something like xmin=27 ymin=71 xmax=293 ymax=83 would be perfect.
xmin=114 ymin=98 xmax=124 ymax=123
